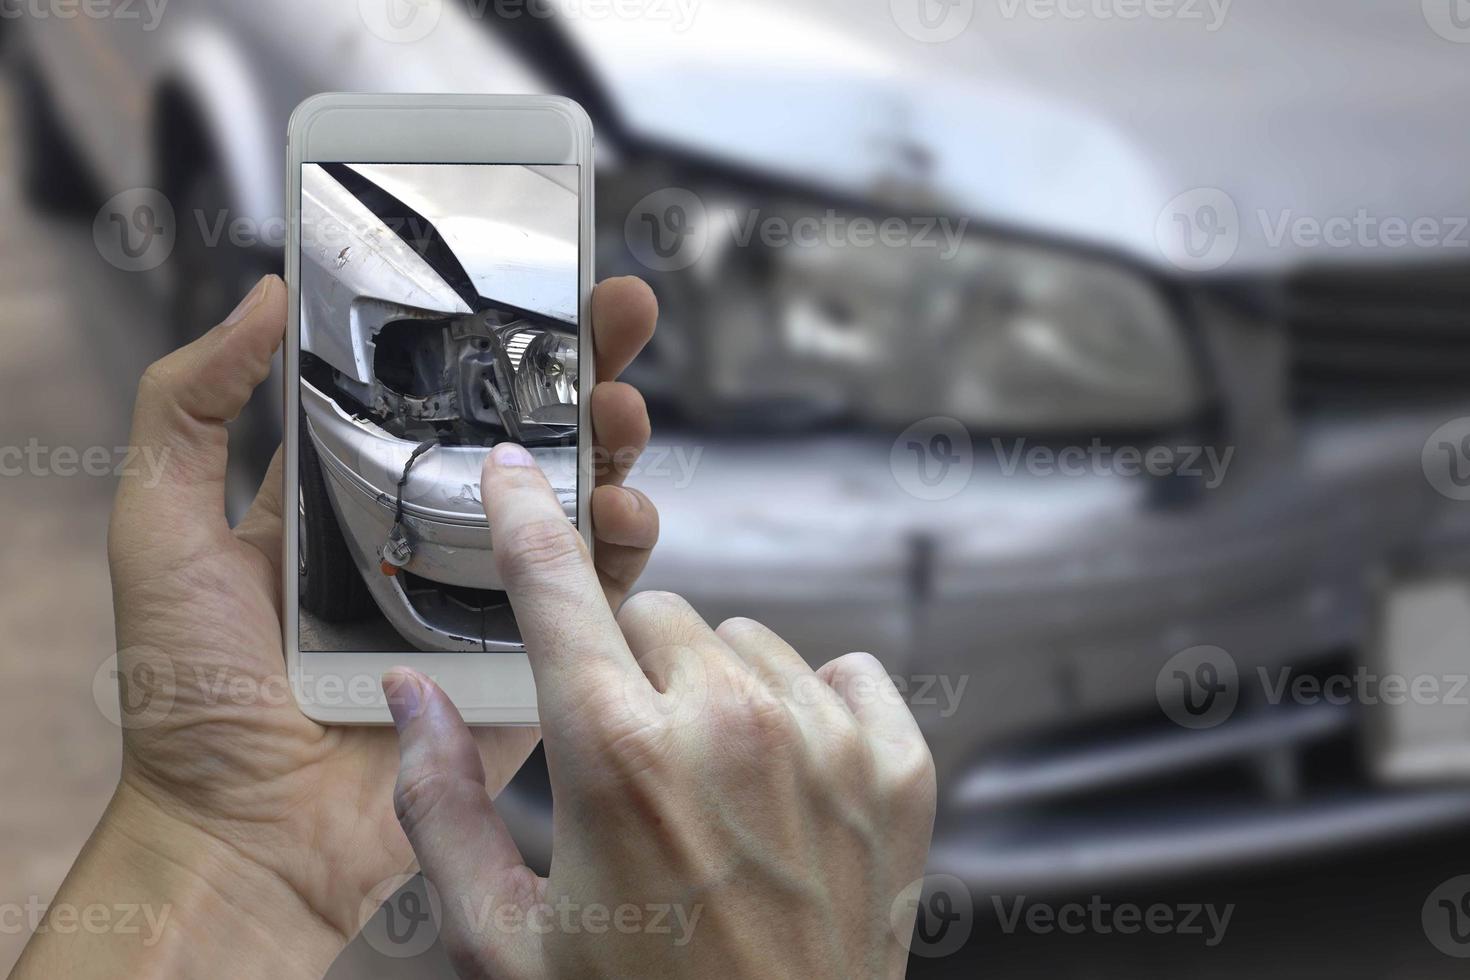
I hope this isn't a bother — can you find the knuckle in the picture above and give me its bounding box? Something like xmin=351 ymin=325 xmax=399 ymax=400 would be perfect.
xmin=496 ymin=518 xmax=586 ymax=583
xmin=616 ymin=589 xmax=693 ymax=629
xmin=392 ymin=768 xmax=458 ymax=837
xmin=887 ymin=738 xmax=939 ymax=813
xmin=138 ymin=356 xmax=183 ymax=403
xmin=715 ymin=616 xmax=766 ymax=642
xmin=727 ymin=685 xmax=798 ymax=749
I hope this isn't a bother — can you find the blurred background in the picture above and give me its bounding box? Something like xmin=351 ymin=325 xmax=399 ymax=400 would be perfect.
xmin=5 ymin=0 xmax=1470 ymax=976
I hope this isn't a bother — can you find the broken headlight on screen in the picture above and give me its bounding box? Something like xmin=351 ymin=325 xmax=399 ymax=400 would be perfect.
xmin=363 ymin=306 xmax=578 ymax=447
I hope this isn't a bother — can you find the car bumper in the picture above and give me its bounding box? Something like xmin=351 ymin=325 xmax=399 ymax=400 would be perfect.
xmin=494 ymin=411 xmax=1470 ymax=887
xmin=301 ymin=380 xmax=576 ymax=651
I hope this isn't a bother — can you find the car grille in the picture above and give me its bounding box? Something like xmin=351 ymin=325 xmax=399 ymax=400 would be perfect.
xmin=1286 ymin=263 xmax=1470 ymax=405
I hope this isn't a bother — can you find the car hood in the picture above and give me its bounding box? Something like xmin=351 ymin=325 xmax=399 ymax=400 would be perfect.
xmin=559 ymin=0 xmax=1470 ymax=273
xmin=346 ymin=163 xmax=578 ymax=323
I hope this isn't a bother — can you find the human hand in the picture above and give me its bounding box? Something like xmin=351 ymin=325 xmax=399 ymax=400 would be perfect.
xmin=382 ymin=443 xmax=938 ymax=978
xmin=94 ymin=274 xmax=659 ymax=972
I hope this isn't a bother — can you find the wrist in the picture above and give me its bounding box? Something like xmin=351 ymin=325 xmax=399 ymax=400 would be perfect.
xmin=11 ymin=780 xmax=348 ymax=980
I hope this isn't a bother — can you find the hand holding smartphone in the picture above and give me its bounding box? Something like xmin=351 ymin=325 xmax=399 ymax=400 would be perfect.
xmin=381 ymin=442 xmax=938 ymax=979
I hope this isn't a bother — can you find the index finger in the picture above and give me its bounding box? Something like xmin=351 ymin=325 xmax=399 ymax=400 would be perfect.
xmin=481 ymin=442 xmax=644 ymax=716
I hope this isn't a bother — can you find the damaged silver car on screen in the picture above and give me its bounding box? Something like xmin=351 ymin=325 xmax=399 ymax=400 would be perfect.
xmin=298 ymin=163 xmax=579 ymax=651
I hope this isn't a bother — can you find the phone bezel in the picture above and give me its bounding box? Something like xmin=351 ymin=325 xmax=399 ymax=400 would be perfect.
xmin=284 ymin=93 xmax=594 ymax=725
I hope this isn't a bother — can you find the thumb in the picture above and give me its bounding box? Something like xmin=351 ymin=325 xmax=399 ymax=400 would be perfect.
xmin=384 ymin=668 xmax=545 ymax=979
xmin=110 ymin=274 xmax=285 ymax=562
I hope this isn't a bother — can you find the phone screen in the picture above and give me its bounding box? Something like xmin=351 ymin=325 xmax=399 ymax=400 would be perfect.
xmin=297 ymin=163 xmax=580 ymax=653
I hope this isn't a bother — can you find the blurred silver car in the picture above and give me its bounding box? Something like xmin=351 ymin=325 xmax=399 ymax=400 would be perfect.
xmin=12 ymin=0 xmax=1470 ymax=891
xmin=297 ymin=161 xmax=579 ymax=650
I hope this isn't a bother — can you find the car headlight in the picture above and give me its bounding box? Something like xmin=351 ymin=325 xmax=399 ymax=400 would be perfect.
xmin=606 ymin=182 xmax=1202 ymax=432
xmin=775 ymin=231 xmax=1202 ymax=430
xmin=359 ymin=308 xmax=578 ymax=447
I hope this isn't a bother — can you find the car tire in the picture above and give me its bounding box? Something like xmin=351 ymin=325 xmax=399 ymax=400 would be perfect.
xmin=299 ymin=416 xmax=377 ymax=623
xmin=10 ymin=50 xmax=97 ymax=215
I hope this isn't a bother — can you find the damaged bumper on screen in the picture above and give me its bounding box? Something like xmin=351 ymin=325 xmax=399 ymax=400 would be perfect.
xmin=301 ymin=380 xmax=574 ymax=651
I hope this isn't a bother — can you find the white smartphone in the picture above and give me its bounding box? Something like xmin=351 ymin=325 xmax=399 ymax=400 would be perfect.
xmin=284 ymin=94 xmax=595 ymax=725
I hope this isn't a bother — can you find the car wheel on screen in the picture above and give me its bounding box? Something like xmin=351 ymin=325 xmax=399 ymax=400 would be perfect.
xmin=299 ymin=417 xmax=376 ymax=623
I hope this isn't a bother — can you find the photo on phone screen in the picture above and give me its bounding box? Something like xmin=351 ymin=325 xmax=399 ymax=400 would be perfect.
xmin=297 ymin=162 xmax=579 ymax=654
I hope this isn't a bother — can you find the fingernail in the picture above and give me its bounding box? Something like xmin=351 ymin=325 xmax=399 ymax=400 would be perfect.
xmin=223 ymin=277 xmax=270 ymax=328
xmin=490 ymin=443 xmax=535 ymax=468
xmin=383 ymin=669 xmax=424 ymax=726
